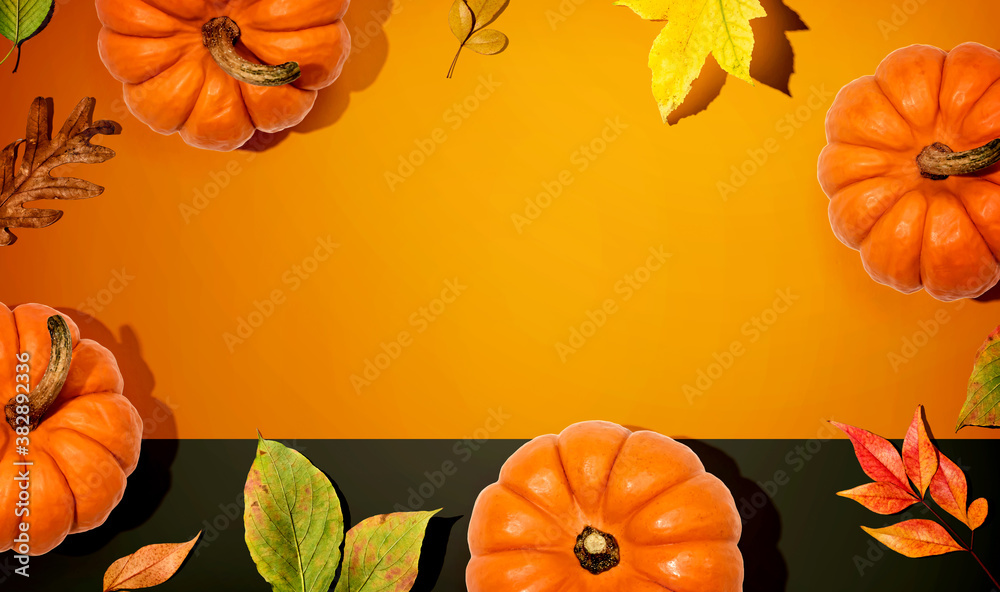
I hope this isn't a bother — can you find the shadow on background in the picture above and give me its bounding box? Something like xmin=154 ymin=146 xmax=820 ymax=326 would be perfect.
xmin=57 ymin=308 xmax=177 ymax=439
xmin=319 ymin=466 xmax=455 ymax=592
xmin=241 ymin=0 xmax=396 ymax=151
xmin=412 ymin=516 xmax=461 ymax=592
xmin=685 ymin=440 xmax=788 ymax=592
xmin=54 ymin=442 xmax=177 ymax=556
xmin=322 ymin=470 xmax=353 ymax=586
xmin=667 ymin=0 xmax=808 ymax=125
xmin=51 ymin=309 xmax=178 ymax=555
xmin=974 ymin=280 xmax=1000 ymax=302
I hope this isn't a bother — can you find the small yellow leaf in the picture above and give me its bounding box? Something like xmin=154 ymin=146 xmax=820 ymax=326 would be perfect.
xmin=969 ymin=497 xmax=988 ymax=530
xmin=613 ymin=0 xmax=668 ymax=20
xmin=466 ymin=29 xmax=508 ymax=55
xmin=449 ymin=0 xmax=474 ymax=41
xmin=467 ymin=0 xmax=509 ymax=28
xmin=623 ymin=0 xmax=766 ymax=122
xmin=445 ymin=0 xmax=509 ymax=78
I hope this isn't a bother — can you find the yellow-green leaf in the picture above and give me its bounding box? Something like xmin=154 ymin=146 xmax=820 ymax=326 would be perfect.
xmin=957 ymin=326 xmax=1000 ymax=430
xmin=618 ymin=0 xmax=766 ymax=122
xmin=244 ymin=436 xmax=344 ymax=592
xmin=0 ymin=0 xmax=53 ymax=70
xmin=334 ymin=510 xmax=440 ymax=592
xmin=466 ymin=29 xmax=508 ymax=55
xmin=449 ymin=0 xmax=473 ymax=41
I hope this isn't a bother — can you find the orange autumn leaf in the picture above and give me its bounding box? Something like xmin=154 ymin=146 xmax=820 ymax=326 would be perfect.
xmin=103 ymin=532 xmax=201 ymax=592
xmin=838 ymin=482 xmax=919 ymax=515
xmin=831 ymin=420 xmax=913 ymax=494
xmin=833 ymin=408 xmax=999 ymax=587
xmin=903 ymin=405 xmax=937 ymax=497
xmin=861 ymin=520 xmax=964 ymax=558
xmin=969 ymin=498 xmax=989 ymax=531
xmin=930 ymin=450 xmax=970 ymax=526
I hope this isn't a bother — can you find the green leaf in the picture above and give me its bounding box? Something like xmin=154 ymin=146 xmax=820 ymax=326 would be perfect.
xmin=448 ymin=0 xmax=473 ymax=42
xmin=616 ymin=0 xmax=766 ymax=122
xmin=0 ymin=0 xmax=54 ymax=69
xmin=466 ymin=29 xmax=507 ymax=55
xmin=958 ymin=326 xmax=1000 ymax=430
xmin=466 ymin=0 xmax=508 ymax=29
xmin=244 ymin=436 xmax=344 ymax=592
xmin=334 ymin=510 xmax=440 ymax=592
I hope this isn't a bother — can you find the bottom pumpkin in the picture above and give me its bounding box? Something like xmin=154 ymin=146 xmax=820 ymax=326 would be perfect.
xmin=467 ymin=420 xmax=743 ymax=592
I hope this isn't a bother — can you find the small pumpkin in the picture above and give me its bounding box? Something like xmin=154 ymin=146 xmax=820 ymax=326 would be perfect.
xmin=0 ymin=305 xmax=142 ymax=555
xmin=819 ymin=42 xmax=1000 ymax=301
xmin=95 ymin=0 xmax=352 ymax=151
xmin=467 ymin=421 xmax=743 ymax=592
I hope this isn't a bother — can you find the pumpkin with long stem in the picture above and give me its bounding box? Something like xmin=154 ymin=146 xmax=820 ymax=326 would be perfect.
xmin=96 ymin=0 xmax=352 ymax=151
xmin=0 ymin=305 xmax=142 ymax=555
xmin=819 ymin=42 xmax=1000 ymax=301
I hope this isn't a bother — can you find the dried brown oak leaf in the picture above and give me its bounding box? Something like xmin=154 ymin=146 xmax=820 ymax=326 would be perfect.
xmin=0 ymin=97 xmax=121 ymax=246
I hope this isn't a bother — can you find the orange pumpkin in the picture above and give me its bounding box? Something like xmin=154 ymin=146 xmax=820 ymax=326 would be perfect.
xmin=0 ymin=304 xmax=142 ymax=555
xmin=467 ymin=421 xmax=743 ymax=592
xmin=95 ymin=0 xmax=352 ymax=151
xmin=819 ymin=42 xmax=1000 ymax=301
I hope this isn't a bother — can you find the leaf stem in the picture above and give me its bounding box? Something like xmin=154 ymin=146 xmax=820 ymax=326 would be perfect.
xmin=0 ymin=42 xmax=15 ymax=70
xmin=970 ymin=549 xmax=1000 ymax=589
xmin=919 ymin=500 xmax=999 ymax=587
xmin=447 ymin=44 xmax=463 ymax=79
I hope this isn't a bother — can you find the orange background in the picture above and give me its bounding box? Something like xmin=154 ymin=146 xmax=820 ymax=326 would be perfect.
xmin=1 ymin=0 xmax=998 ymax=440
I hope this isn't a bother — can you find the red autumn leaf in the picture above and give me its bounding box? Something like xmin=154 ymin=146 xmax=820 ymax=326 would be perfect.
xmin=861 ymin=520 xmax=964 ymax=558
xmin=837 ymin=482 xmax=919 ymax=514
xmin=833 ymin=409 xmax=1000 ymax=587
xmin=902 ymin=405 xmax=938 ymax=497
xmin=969 ymin=498 xmax=988 ymax=531
xmin=103 ymin=532 xmax=201 ymax=592
xmin=929 ymin=450 xmax=969 ymax=526
xmin=831 ymin=421 xmax=913 ymax=494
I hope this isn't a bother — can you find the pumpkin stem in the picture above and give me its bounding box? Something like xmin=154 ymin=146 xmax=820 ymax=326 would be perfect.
xmin=917 ymin=140 xmax=1000 ymax=180
xmin=574 ymin=526 xmax=620 ymax=575
xmin=4 ymin=315 xmax=72 ymax=431
xmin=202 ymin=16 xmax=301 ymax=87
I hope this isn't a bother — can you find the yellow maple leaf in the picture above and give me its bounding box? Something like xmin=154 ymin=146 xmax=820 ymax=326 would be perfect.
xmin=616 ymin=0 xmax=767 ymax=122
